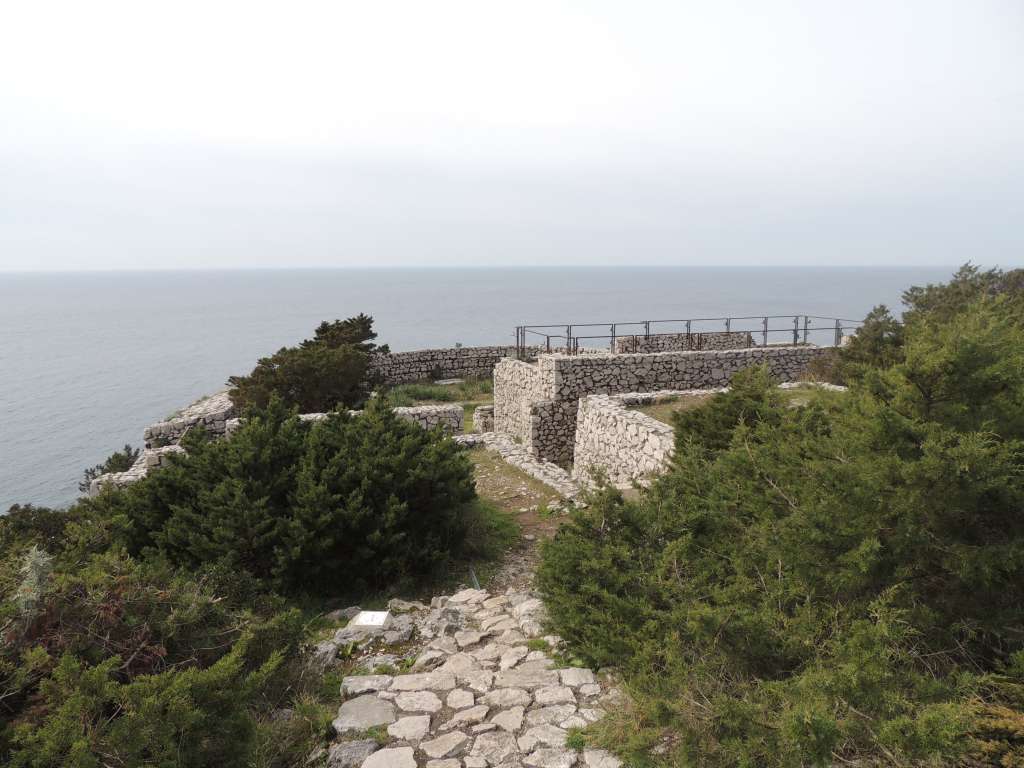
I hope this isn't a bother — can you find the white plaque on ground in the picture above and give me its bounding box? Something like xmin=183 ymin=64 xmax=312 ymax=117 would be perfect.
xmin=350 ymin=610 xmax=392 ymax=629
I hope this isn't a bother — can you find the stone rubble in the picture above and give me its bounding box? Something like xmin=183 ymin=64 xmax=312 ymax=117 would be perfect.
xmin=319 ymin=586 xmax=623 ymax=768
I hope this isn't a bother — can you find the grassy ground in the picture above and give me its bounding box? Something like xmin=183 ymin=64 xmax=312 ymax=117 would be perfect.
xmin=632 ymin=388 xmax=832 ymax=426
xmin=384 ymin=378 xmax=495 ymax=433
xmin=631 ymin=394 xmax=715 ymax=425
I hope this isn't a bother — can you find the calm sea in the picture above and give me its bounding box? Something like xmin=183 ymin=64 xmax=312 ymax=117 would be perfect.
xmin=0 ymin=266 xmax=952 ymax=510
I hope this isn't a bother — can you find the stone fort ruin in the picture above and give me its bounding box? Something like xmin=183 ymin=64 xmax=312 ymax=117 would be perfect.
xmin=90 ymin=314 xmax=852 ymax=497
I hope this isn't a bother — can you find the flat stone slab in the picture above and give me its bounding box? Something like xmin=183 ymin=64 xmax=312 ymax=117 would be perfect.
xmin=535 ymin=686 xmax=575 ymax=706
xmin=342 ymin=675 xmax=393 ymax=697
xmin=447 ymin=688 xmax=475 ymax=709
xmin=524 ymin=748 xmax=578 ymax=768
xmin=395 ymin=690 xmax=443 ymax=713
xmin=442 ymin=704 xmax=490 ymax=730
xmin=525 ymin=705 xmax=577 ymax=727
xmin=483 ymin=688 xmax=532 ymax=708
xmin=387 ymin=715 xmax=431 ymax=742
xmin=327 ymin=739 xmax=378 ymax=768
xmin=333 ymin=695 xmax=396 ymax=733
xmin=421 ymin=731 xmax=470 ymax=759
xmin=519 ymin=724 xmax=568 ymax=752
xmin=490 ymin=705 xmax=524 ymax=732
xmin=469 ymin=731 xmax=518 ymax=765
xmin=361 ymin=746 xmax=416 ymax=768
xmin=558 ymin=669 xmax=597 ymax=688
xmin=583 ymin=750 xmax=622 ymax=768
xmin=494 ymin=669 xmax=560 ymax=690
xmin=389 ymin=672 xmax=456 ymax=692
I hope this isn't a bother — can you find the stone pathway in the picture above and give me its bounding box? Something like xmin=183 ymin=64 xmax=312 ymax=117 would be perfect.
xmin=314 ymin=587 xmax=622 ymax=768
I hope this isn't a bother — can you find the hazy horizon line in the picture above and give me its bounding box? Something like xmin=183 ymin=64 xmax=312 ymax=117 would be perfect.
xmin=0 ymin=263 xmax=985 ymax=275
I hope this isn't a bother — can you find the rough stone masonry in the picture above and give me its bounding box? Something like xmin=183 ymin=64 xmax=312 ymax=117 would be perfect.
xmin=494 ymin=345 xmax=830 ymax=464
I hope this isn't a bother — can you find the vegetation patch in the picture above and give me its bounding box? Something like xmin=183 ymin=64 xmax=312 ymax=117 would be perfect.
xmin=539 ymin=266 xmax=1024 ymax=767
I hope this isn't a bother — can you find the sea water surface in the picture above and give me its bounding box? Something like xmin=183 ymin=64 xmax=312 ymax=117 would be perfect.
xmin=0 ymin=266 xmax=952 ymax=509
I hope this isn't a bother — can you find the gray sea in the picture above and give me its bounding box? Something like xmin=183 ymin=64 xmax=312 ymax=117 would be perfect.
xmin=0 ymin=266 xmax=953 ymax=510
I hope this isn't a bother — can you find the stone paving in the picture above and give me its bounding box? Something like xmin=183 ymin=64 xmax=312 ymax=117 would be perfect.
xmin=315 ymin=587 xmax=622 ymax=768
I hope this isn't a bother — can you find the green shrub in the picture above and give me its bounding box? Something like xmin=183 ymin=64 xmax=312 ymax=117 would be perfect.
xmin=90 ymin=397 xmax=476 ymax=594
xmin=0 ymin=547 xmax=304 ymax=767
xmin=228 ymin=314 xmax=387 ymax=413
xmin=538 ymin=290 xmax=1024 ymax=767
xmin=78 ymin=444 xmax=140 ymax=493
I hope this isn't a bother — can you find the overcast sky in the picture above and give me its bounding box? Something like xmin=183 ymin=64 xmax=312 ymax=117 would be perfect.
xmin=1 ymin=1 xmax=1021 ymax=270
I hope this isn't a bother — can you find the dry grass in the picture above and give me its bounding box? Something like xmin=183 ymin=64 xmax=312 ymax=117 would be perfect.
xmin=631 ymin=394 xmax=714 ymax=426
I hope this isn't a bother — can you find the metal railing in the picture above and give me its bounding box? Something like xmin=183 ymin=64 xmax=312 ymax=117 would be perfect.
xmin=514 ymin=314 xmax=863 ymax=358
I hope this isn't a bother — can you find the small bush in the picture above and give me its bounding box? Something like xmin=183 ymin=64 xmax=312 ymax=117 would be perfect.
xmin=228 ymin=314 xmax=387 ymax=413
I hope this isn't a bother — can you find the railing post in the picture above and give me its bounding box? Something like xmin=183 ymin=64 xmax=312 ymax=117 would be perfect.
xmin=566 ymin=325 xmax=572 ymax=354
xmin=610 ymin=323 xmax=616 ymax=353
xmin=686 ymin=319 xmax=692 ymax=349
xmin=725 ymin=317 xmax=731 ymax=333
xmin=515 ymin=326 xmax=521 ymax=359
xmin=546 ymin=335 xmax=551 ymax=353
xmin=793 ymin=316 xmax=799 ymax=345
xmin=803 ymin=316 xmax=810 ymax=344
xmin=762 ymin=316 xmax=768 ymax=347
xmin=644 ymin=321 xmax=650 ymax=339
xmin=835 ymin=318 xmax=842 ymax=346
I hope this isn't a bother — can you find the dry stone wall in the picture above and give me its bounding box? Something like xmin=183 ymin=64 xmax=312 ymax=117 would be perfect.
xmin=144 ymin=391 xmax=235 ymax=448
xmin=611 ymin=331 xmax=752 ymax=354
xmin=494 ymin=346 xmax=828 ymax=463
xmin=493 ymin=359 xmax=554 ymax=452
xmin=370 ymin=346 xmax=542 ymax=386
xmin=572 ymin=395 xmax=675 ymax=488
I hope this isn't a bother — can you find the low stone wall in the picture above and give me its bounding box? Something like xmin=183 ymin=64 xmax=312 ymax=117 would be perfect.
xmin=144 ymin=391 xmax=235 ymax=448
xmin=611 ymin=331 xmax=752 ymax=354
xmin=473 ymin=405 xmax=494 ymax=433
xmin=89 ymin=445 xmax=185 ymax=495
xmin=369 ymin=346 xmax=542 ymax=386
xmin=572 ymin=395 xmax=675 ymax=488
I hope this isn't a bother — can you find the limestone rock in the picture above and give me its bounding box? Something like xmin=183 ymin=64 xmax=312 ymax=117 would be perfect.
xmin=494 ymin=669 xmax=559 ymax=690
xmin=518 ymin=725 xmax=567 ymax=752
xmin=523 ymin=748 xmax=577 ymax=768
xmin=499 ymin=646 xmax=528 ymax=670
xmin=583 ymin=750 xmax=622 ymax=768
xmin=535 ymin=686 xmax=575 ymax=706
xmin=360 ymin=746 xmax=416 ymax=768
xmin=525 ymin=705 xmax=577 ymax=727
xmin=483 ymin=688 xmax=532 ymax=708
xmin=558 ymin=669 xmax=596 ymax=688
xmin=491 ymin=706 xmax=525 ymax=732
xmin=387 ymin=715 xmax=431 ymax=741
xmin=389 ymin=672 xmax=456 ymax=691
xmin=342 ymin=675 xmax=392 ymax=697
xmin=326 ymin=739 xmax=378 ymax=768
xmin=447 ymin=688 xmax=475 ymax=709
xmin=470 ymin=730 xmax=518 ymax=765
xmin=333 ymin=695 xmax=396 ymax=733
xmin=442 ymin=704 xmax=489 ymax=729
xmin=395 ymin=690 xmax=443 ymax=713
xmin=421 ymin=731 xmax=470 ymax=759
